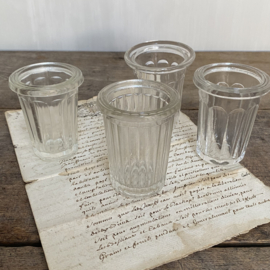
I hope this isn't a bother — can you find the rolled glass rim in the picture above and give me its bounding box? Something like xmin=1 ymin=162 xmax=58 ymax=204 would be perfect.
xmin=193 ymin=62 xmax=270 ymax=97
xmin=124 ymin=40 xmax=196 ymax=73
xmin=9 ymin=62 xmax=84 ymax=95
xmin=97 ymin=79 xmax=180 ymax=121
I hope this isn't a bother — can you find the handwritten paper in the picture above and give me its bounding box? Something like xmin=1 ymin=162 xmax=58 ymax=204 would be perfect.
xmin=5 ymin=98 xmax=270 ymax=270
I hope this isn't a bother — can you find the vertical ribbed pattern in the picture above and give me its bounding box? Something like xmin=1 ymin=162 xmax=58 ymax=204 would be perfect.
xmin=104 ymin=93 xmax=175 ymax=197
xmin=18 ymin=89 xmax=78 ymax=160
xmin=197 ymin=90 xmax=260 ymax=164
xmin=19 ymin=96 xmax=36 ymax=144
xmin=136 ymin=69 xmax=186 ymax=109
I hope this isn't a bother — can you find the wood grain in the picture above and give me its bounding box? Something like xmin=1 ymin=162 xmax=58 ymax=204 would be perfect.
xmin=0 ymin=247 xmax=47 ymax=270
xmin=1 ymin=51 xmax=270 ymax=110
xmin=1 ymin=246 xmax=270 ymax=270
xmin=1 ymin=51 xmax=270 ymax=270
xmin=155 ymin=247 xmax=270 ymax=270
xmin=0 ymin=112 xmax=39 ymax=245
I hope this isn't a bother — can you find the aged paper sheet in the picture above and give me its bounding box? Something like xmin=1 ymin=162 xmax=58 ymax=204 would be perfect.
xmin=5 ymin=99 xmax=270 ymax=270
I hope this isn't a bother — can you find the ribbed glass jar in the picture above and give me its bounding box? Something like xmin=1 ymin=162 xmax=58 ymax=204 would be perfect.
xmin=97 ymin=79 xmax=180 ymax=198
xmin=193 ymin=63 xmax=270 ymax=166
xmin=9 ymin=62 xmax=84 ymax=161
xmin=124 ymin=40 xmax=195 ymax=112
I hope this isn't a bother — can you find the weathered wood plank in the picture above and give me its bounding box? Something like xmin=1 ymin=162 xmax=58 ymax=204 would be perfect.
xmin=1 ymin=246 xmax=270 ymax=270
xmin=0 ymin=112 xmax=40 ymax=245
xmin=0 ymin=247 xmax=47 ymax=270
xmin=1 ymin=51 xmax=270 ymax=270
xmin=156 ymin=247 xmax=270 ymax=270
xmin=1 ymin=110 xmax=270 ymax=246
xmin=1 ymin=51 xmax=270 ymax=110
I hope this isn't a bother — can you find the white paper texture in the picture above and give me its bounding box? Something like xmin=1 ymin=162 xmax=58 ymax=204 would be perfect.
xmin=5 ymin=99 xmax=270 ymax=270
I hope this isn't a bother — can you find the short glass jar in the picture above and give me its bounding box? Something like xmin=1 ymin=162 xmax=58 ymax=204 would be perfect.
xmin=9 ymin=62 xmax=84 ymax=161
xmin=193 ymin=63 xmax=270 ymax=166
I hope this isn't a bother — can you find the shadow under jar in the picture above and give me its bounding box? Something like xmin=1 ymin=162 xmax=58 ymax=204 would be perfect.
xmin=124 ymin=40 xmax=195 ymax=112
xmin=193 ymin=63 xmax=270 ymax=166
xmin=9 ymin=62 xmax=84 ymax=161
xmin=97 ymin=79 xmax=180 ymax=198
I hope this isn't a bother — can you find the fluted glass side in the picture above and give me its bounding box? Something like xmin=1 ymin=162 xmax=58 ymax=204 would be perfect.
xmin=197 ymin=89 xmax=260 ymax=165
xmin=97 ymin=80 xmax=180 ymax=198
xmin=135 ymin=69 xmax=186 ymax=108
xmin=9 ymin=62 xmax=84 ymax=161
xmin=104 ymin=113 xmax=174 ymax=198
xmin=18 ymin=90 xmax=78 ymax=160
xmin=194 ymin=63 xmax=270 ymax=166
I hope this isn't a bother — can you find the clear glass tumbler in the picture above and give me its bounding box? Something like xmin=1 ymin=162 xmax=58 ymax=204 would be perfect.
xmin=97 ymin=79 xmax=180 ymax=198
xmin=9 ymin=62 xmax=84 ymax=161
xmin=124 ymin=40 xmax=195 ymax=111
xmin=193 ymin=63 xmax=270 ymax=166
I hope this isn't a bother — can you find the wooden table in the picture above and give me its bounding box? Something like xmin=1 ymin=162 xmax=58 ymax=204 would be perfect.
xmin=1 ymin=52 xmax=270 ymax=269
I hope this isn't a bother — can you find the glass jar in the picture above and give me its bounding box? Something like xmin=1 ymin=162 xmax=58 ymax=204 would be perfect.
xmin=9 ymin=62 xmax=84 ymax=161
xmin=97 ymin=79 xmax=180 ymax=198
xmin=193 ymin=63 xmax=270 ymax=166
xmin=124 ymin=40 xmax=195 ymax=112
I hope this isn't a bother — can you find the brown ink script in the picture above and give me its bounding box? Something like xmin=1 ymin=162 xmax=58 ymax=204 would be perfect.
xmin=5 ymin=99 xmax=270 ymax=270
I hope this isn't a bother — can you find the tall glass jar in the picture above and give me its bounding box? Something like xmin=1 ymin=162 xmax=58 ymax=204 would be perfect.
xmin=9 ymin=62 xmax=84 ymax=161
xmin=193 ymin=63 xmax=270 ymax=166
xmin=124 ymin=40 xmax=195 ymax=112
xmin=97 ymin=79 xmax=180 ymax=198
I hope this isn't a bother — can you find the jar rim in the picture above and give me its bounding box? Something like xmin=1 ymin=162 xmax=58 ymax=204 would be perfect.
xmin=97 ymin=79 xmax=180 ymax=121
xmin=193 ymin=63 xmax=270 ymax=97
xmin=9 ymin=62 xmax=84 ymax=95
xmin=124 ymin=40 xmax=195 ymax=73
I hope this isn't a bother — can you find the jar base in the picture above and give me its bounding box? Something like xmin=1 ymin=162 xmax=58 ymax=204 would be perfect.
xmin=110 ymin=176 xmax=164 ymax=199
xmin=33 ymin=144 xmax=78 ymax=161
xmin=196 ymin=146 xmax=244 ymax=167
